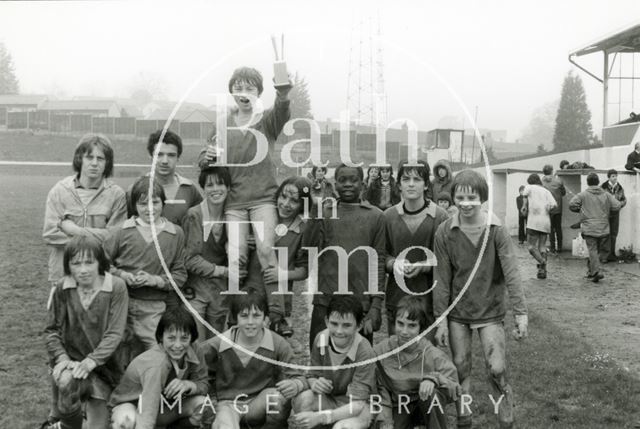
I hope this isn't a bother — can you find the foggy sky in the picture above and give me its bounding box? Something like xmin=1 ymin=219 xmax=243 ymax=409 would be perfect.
xmin=2 ymin=0 xmax=640 ymax=140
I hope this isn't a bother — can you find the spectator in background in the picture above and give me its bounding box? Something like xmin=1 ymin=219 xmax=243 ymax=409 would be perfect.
xmin=541 ymin=164 xmax=566 ymax=254
xmin=601 ymin=169 xmax=627 ymax=262
xmin=569 ymin=173 xmax=621 ymax=283
xmin=559 ymin=160 xmax=570 ymax=170
xmin=516 ymin=185 xmax=527 ymax=245
xmin=625 ymin=141 xmax=640 ymax=172
xmin=309 ymin=165 xmax=337 ymax=207
xmin=365 ymin=165 xmax=401 ymax=211
xmin=430 ymin=159 xmax=454 ymax=200
xmin=522 ymin=174 xmax=557 ymax=279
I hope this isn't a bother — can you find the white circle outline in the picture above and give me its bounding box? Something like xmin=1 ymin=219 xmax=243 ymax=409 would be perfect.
xmin=147 ymin=30 xmax=495 ymax=371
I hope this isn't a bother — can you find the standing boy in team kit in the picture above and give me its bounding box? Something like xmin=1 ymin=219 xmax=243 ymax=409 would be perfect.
xmin=305 ymin=164 xmax=386 ymax=347
xmin=433 ymin=170 xmax=528 ymax=429
xmin=383 ymin=160 xmax=448 ymax=338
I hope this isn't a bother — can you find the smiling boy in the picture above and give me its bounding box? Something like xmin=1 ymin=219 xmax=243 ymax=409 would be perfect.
xmin=433 ymin=170 xmax=528 ymax=429
xmin=199 ymin=66 xmax=293 ymax=295
xmin=373 ymin=296 xmax=459 ymax=429
xmin=199 ymin=291 xmax=306 ymax=429
xmin=383 ymin=160 xmax=448 ymax=337
xmin=293 ymin=296 xmax=376 ymax=429
xmin=109 ymin=308 xmax=208 ymax=429
xmin=305 ymin=164 xmax=386 ymax=347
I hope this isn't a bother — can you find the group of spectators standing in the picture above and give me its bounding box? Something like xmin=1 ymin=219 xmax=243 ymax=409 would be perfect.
xmin=518 ymin=141 xmax=638 ymax=282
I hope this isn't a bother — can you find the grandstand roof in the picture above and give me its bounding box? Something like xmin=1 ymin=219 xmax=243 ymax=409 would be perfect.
xmin=571 ymin=21 xmax=640 ymax=56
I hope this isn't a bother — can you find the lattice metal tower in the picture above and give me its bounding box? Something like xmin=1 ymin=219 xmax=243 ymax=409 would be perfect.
xmin=346 ymin=14 xmax=387 ymax=127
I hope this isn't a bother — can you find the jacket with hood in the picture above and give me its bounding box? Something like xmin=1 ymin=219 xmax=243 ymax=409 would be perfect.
xmin=569 ymin=186 xmax=621 ymax=237
xmin=541 ymin=175 xmax=566 ymax=215
xmin=431 ymin=160 xmax=453 ymax=200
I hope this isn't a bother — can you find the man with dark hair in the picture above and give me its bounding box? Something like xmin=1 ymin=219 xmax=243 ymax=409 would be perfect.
xmin=601 ymin=169 xmax=627 ymax=261
xmin=624 ymin=142 xmax=640 ymax=172
xmin=128 ymin=129 xmax=202 ymax=226
xmin=541 ymin=164 xmax=566 ymax=254
xmin=569 ymin=173 xmax=621 ymax=282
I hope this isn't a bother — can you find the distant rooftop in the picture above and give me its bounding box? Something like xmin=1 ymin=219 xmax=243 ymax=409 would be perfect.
xmin=0 ymin=94 xmax=49 ymax=106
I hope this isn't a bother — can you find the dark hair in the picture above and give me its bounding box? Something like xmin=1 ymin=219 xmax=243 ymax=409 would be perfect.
xmin=63 ymin=236 xmax=110 ymax=277
xmin=326 ymin=295 xmax=364 ymax=326
xmin=607 ymin=169 xmax=618 ymax=178
xmin=147 ymin=129 xmax=183 ymax=157
xmin=228 ymin=67 xmax=264 ymax=96
xmin=527 ymin=173 xmax=542 ymax=185
xmin=394 ymin=296 xmax=429 ymax=331
xmin=335 ymin=163 xmax=364 ymax=181
xmin=542 ymin=164 xmax=553 ymax=175
xmin=364 ymin=166 xmax=379 ymax=183
xmin=311 ymin=166 xmax=327 ymax=179
xmin=275 ymin=176 xmax=313 ymax=216
xmin=559 ymin=160 xmax=570 ymax=170
xmin=586 ymin=172 xmax=600 ymax=186
xmin=130 ymin=176 xmax=166 ymax=214
xmin=155 ymin=307 xmax=198 ymax=344
xmin=519 ymin=185 xmax=525 ymax=192
xmin=72 ymin=133 xmax=114 ymax=178
xmin=436 ymin=192 xmax=452 ymax=204
xmin=451 ymin=170 xmax=488 ymax=203
xmin=396 ymin=159 xmax=430 ymax=184
xmin=379 ymin=165 xmax=393 ymax=175
xmin=198 ymin=166 xmax=231 ymax=189
xmin=230 ymin=289 xmax=269 ymax=319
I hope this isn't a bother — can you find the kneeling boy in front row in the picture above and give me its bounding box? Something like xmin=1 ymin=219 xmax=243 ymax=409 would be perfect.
xmin=374 ymin=296 xmax=460 ymax=429
xmin=199 ymin=291 xmax=307 ymax=429
xmin=110 ymin=308 xmax=208 ymax=429
xmin=293 ymin=295 xmax=377 ymax=429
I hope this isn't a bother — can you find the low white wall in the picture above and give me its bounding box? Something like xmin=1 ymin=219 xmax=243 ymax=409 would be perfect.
xmin=475 ymin=141 xmax=640 ymax=255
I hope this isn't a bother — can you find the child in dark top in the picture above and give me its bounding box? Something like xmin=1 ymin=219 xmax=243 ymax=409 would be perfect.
xmin=293 ymin=296 xmax=376 ymax=429
xmin=516 ymin=185 xmax=527 ymax=244
xmin=109 ymin=308 xmax=208 ymax=429
xmin=199 ymin=291 xmax=307 ymax=429
xmin=374 ymin=296 xmax=460 ymax=429
xmin=199 ymin=66 xmax=293 ymax=298
xmin=243 ymin=176 xmax=313 ymax=337
xmin=433 ymin=170 xmax=528 ymax=429
xmin=309 ymin=166 xmax=338 ymax=207
xmin=361 ymin=166 xmax=380 ymax=200
xmin=305 ymin=163 xmax=386 ymax=348
xmin=365 ymin=165 xmax=401 ymax=210
xmin=43 ymin=236 xmax=128 ymax=429
xmin=183 ymin=166 xmax=236 ymax=340
xmin=383 ymin=160 xmax=448 ymax=338
xmin=104 ymin=177 xmax=187 ymax=357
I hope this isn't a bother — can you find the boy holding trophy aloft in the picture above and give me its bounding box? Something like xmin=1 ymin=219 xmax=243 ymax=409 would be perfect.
xmin=199 ymin=35 xmax=295 ymax=335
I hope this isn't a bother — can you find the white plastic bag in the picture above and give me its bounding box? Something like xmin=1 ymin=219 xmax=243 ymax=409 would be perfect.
xmin=572 ymin=234 xmax=588 ymax=258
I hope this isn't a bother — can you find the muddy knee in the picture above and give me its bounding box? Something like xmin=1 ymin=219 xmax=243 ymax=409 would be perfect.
xmin=293 ymin=389 xmax=316 ymax=413
xmin=56 ymin=370 xmax=83 ymax=413
xmin=453 ymin=355 xmax=472 ymax=379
